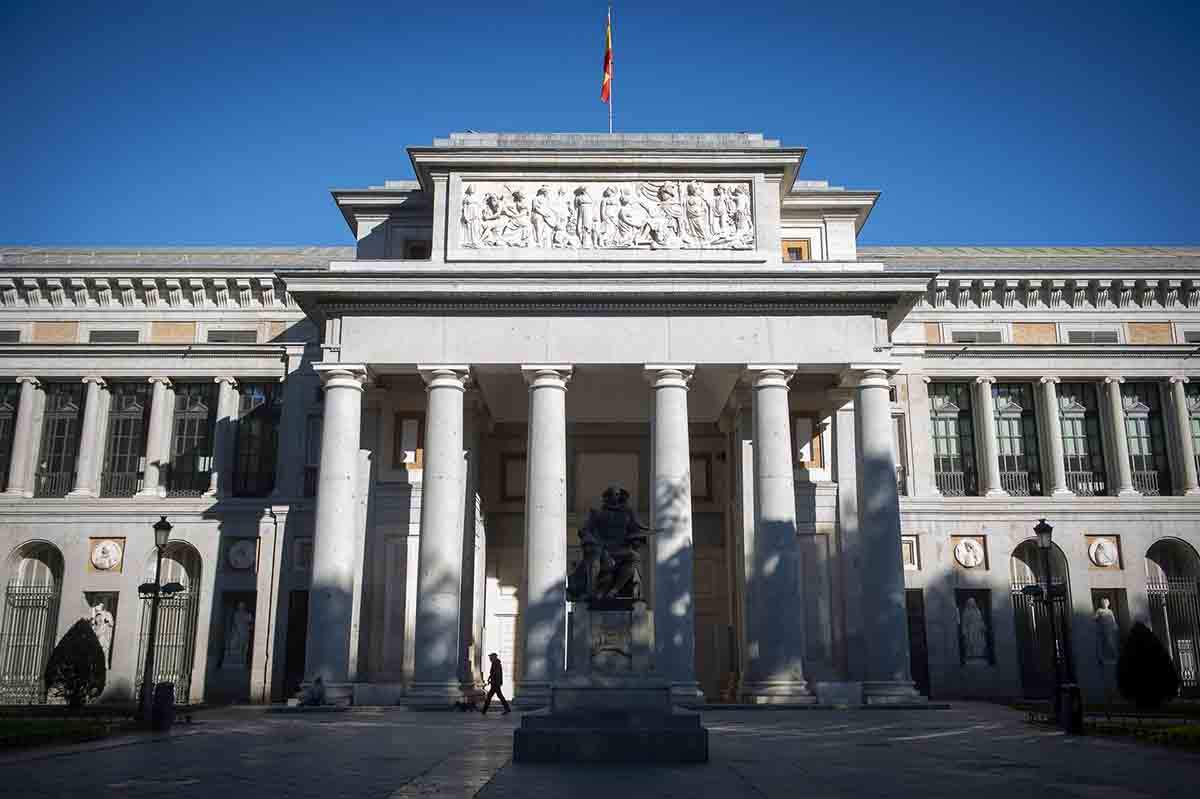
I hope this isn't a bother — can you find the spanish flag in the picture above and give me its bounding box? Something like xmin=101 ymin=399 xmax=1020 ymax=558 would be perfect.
xmin=600 ymin=9 xmax=612 ymax=104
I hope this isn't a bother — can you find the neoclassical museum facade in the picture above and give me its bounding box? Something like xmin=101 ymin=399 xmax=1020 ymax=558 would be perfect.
xmin=1 ymin=132 xmax=1199 ymax=706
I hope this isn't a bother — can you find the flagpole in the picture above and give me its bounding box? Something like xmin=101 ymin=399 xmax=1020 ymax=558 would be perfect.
xmin=608 ymin=4 xmax=613 ymax=134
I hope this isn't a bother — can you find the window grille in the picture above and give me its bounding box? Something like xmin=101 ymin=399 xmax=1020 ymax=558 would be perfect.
xmin=1058 ymin=382 xmax=1108 ymax=496
xmin=233 ymin=382 xmax=282 ymax=497
xmin=0 ymin=383 xmax=18 ymax=493
xmin=950 ymin=330 xmax=1002 ymax=344
xmin=166 ymin=382 xmax=217 ymax=497
xmin=88 ymin=329 xmax=139 ymax=344
xmin=928 ymin=382 xmax=978 ymax=496
xmin=100 ymin=383 xmax=151 ymax=497
xmin=0 ymin=331 xmax=19 ymax=344
xmin=207 ymin=329 xmax=258 ymax=344
xmin=35 ymin=383 xmax=86 ymax=497
xmin=1121 ymin=382 xmax=1170 ymax=496
xmin=993 ymin=383 xmax=1043 ymax=496
xmin=1066 ymin=330 xmax=1119 ymax=344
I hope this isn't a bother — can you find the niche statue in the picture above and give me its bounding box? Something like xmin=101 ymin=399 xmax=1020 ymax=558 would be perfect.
xmin=567 ymin=485 xmax=654 ymax=602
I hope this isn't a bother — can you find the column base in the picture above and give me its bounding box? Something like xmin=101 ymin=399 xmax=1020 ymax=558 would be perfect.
xmin=983 ymin=488 xmax=1009 ymax=497
xmin=1182 ymin=487 xmax=1200 ymax=496
xmin=135 ymin=487 xmax=166 ymax=498
xmin=739 ymin=679 xmax=817 ymax=705
xmin=400 ymin=680 xmax=469 ymax=709
xmin=66 ymin=488 xmax=98 ymax=498
xmin=862 ymin=680 xmax=925 ymax=705
xmin=1050 ymin=488 xmax=1074 ymax=497
xmin=1116 ymin=488 xmax=1141 ymax=498
xmin=2 ymin=489 xmax=33 ymax=499
xmin=668 ymin=682 xmax=706 ymax=708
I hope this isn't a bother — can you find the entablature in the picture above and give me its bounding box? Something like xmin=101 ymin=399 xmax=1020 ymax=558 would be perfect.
xmin=0 ymin=272 xmax=305 ymax=313
xmin=913 ymin=274 xmax=1200 ymax=315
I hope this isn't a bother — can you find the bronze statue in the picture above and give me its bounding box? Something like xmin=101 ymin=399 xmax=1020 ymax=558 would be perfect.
xmin=568 ymin=485 xmax=654 ymax=602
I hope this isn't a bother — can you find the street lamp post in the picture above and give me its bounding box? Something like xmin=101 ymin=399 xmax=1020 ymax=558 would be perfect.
xmin=1033 ymin=518 xmax=1062 ymax=722
xmin=138 ymin=515 xmax=172 ymax=721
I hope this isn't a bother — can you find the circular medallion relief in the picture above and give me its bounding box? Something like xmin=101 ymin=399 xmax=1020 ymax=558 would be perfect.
xmin=954 ymin=539 xmax=985 ymax=569
xmin=1089 ymin=538 xmax=1119 ymax=568
xmin=90 ymin=540 xmax=122 ymax=571
xmin=227 ymin=539 xmax=257 ymax=571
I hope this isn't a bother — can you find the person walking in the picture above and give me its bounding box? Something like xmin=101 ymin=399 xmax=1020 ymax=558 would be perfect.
xmin=481 ymin=652 xmax=511 ymax=715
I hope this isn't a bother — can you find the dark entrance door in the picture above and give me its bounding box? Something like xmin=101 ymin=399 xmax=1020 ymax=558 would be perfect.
xmin=1011 ymin=578 xmax=1075 ymax=699
xmin=905 ymin=589 xmax=931 ymax=697
xmin=282 ymin=590 xmax=309 ymax=699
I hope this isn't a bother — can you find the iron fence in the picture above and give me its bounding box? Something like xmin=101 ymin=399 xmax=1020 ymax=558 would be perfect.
xmin=100 ymin=471 xmax=142 ymax=497
xmin=1066 ymin=470 xmax=1107 ymax=496
xmin=34 ymin=471 xmax=73 ymax=499
xmin=0 ymin=583 xmax=60 ymax=704
xmin=1132 ymin=469 xmax=1161 ymax=496
xmin=1000 ymin=470 xmax=1031 ymax=497
xmin=134 ymin=590 xmax=198 ymax=703
xmin=935 ymin=470 xmax=967 ymax=497
xmin=1147 ymin=578 xmax=1199 ymax=695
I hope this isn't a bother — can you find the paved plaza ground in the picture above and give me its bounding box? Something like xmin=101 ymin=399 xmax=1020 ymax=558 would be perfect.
xmin=1 ymin=703 xmax=1197 ymax=798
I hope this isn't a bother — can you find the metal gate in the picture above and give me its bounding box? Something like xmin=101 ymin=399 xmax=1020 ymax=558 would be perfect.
xmin=1147 ymin=578 xmax=1200 ymax=696
xmin=0 ymin=582 xmax=61 ymax=704
xmin=1011 ymin=577 xmax=1075 ymax=699
xmin=134 ymin=591 xmax=198 ymax=702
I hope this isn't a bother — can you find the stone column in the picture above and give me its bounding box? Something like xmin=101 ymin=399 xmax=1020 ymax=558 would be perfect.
xmin=4 ymin=376 xmax=40 ymax=497
xmin=1039 ymin=377 xmax=1073 ymax=497
xmin=646 ymin=365 xmax=704 ymax=704
xmin=305 ymin=364 xmax=368 ymax=694
xmin=519 ymin=366 xmax=571 ymax=707
xmin=271 ymin=346 xmax=309 ymax=499
xmin=973 ymin=376 xmax=1007 ymax=496
xmin=855 ymin=368 xmax=921 ymax=704
xmin=1169 ymin=377 xmax=1200 ymax=496
xmin=411 ymin=366 xmax=471 ymax=702
xmin=66 ymin=376 xmax=106 ymax=497
xmin=206 ymin=376 xmax=240 ymax=497
xmin=1104 ymin=377 xmax=1138 ymax=496
xmin=137 ymin=377 xmax=172 ymax=498
xmin=742 ymin=365 xmax=812 ymax=704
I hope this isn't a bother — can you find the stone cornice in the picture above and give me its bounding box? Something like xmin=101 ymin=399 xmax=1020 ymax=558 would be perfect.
xmin=317 ymin=299 xmax=895 ymax=317
xmin=916 ymin=275 xmax=1200 ymax=313
xmin=0 ymin=273 xmax=304 ymax=312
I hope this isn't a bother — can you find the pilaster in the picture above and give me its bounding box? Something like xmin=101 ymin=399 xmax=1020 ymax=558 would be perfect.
xmin=974 ymin=376 xmax=1007 ymax=497
xmin=1168 ymin=377 xmax=1200 ymax=496
xmin=1039 ymin=377 xmax=1073 ymax=497
xmin=136 ymin=377 xmax=172 ymax=498
xmin=66 ymin=376 xmax=106 ymax=497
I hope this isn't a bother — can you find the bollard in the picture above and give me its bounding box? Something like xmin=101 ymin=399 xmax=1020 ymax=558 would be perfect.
xmin=1059 ymin=683 xmax=1084 ymax=735
xmin=151 ymin=682 xmax=176 ymax=732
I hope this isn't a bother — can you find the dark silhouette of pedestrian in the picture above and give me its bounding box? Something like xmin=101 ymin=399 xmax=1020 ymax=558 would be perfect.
xmin=481 ymin=652 xmax=511 ymax=715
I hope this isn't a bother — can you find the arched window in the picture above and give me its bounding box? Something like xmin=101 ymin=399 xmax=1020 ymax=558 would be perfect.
xmin=1009 ymin=540 xmax=1074 ymax=699
xmin=1146 ymin=539 xmax=1200 ymax=695
xmin=0 ymin=542 xmax=64 ymax=703
xmin=135 ymin=542 xmax=202 ymax=702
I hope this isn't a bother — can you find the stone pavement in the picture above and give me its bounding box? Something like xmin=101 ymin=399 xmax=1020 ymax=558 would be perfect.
xmin=1 ymin=703 xmax=1197 ymax=798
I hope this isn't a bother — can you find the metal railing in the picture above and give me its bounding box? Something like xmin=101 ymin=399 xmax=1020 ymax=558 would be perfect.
xmin=1000 ymin=470 xmax=1031 ymax=497
xmin=0 ymin=583 xmax=60 ymax=704
xmin=1065 ymin=470 xmax=1107 ymax=496
xmin=33 ymin=471 xmax=73 ymax=498
xmin=935 ymin=470 xmax=968 ymax=497
xmin=1132 ymin=470 xmax=1161 ymax=496
xmin=100 ymin=471 xmax=142 ymax=497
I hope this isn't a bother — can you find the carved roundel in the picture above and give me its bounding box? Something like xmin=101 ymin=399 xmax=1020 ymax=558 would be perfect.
xmin=1089 ymin=538 xmax=1119 ymax=568
xmin=90 ymin=539 xmax=123 ymax=571
xmin=953 ymin=538 xmax=985 ymax=569
xmin=227 ymin=539 xmax=257 ymax=572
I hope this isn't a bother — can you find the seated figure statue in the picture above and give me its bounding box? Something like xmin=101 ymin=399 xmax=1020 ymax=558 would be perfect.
xmin=567 ymin=485 xmax=653 ymax=602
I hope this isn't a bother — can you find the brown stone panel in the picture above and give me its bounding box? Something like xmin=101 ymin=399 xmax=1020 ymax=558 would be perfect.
xmin=1126 ymin=322 xmax=1172 ymax=345
xmin=924 ymin=322 xmax=942 ymax=344
xmin=150 ymin=321 xmax=196 ymax=344
xmin=1012 ymin=322 xmax=1058 ymax=345
xmin=32 ymin=321 xmax=79 ymax=343
xmin=269 ymin=321 xmax=288 ymax=341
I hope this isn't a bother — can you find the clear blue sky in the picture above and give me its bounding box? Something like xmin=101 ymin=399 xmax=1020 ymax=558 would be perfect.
xmin=2 ymin=1 xmax=1197 ymax=246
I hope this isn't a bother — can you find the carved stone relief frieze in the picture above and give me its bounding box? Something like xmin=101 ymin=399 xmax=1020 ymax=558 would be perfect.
xmin=459 ymin=180 xmax=755 ymax=251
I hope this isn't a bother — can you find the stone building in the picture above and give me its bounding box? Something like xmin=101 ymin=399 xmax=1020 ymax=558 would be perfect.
xmin=0 ymin=132 xmax=1197 ymax=706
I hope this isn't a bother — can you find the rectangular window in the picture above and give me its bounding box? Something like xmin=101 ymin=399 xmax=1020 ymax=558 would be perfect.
xmin=36 ymin=383 xmax=87 ymax=497
xmin=892 ymin=414 xmax=908 ymax=496
xmin=1058 ymin=382 xmax=1108 ymax=496
xmin=793 ymin=415 xmax=822 ymax=468
xmin=1185 ymin=331 xmax=1200 ymax=344
xmin=207 ymin=329 xmax=258 ymax=344
xmin=101 ymin=382 xmax=151 ymax=497
xmin=392 ymin=414 xmax=424 ymax=469
xmin=166 ymin=382 xmax=217 ymax=497
xmin=1186 ymin=382 xmax=1200 ymax=480
xmin=88 ymin=329 xmax=139 ymax=344
xmin=928 ymin=382 xmax=978 ymax=496
xmin=1121 ymin=382 xmax=1170 ymax=496
xmin=950 ymin=330 xmax=1002 ymax=344
xmin=1067 ymin=330 xmax=1119 ymax=344
xmin=304 ymin=415 xmax=322 ymax=498
xmin=233 ymin=382 xmax=282 ymax=497
xmin=0 ymin=383 xmax=20 ymax=492
xmin=0 ymin=331 xmax=20 ymax=344
xmin=780 ymin=239 xmax=811 ymax=262
xmin=993 ymin=382 xmax=1043 ymax=496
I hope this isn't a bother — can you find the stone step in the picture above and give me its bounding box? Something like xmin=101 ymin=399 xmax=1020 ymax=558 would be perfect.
xmin=520 ymin=710 xmax=702 ymax=731
xmin=513 ymin=726 xmax=709 ymax=763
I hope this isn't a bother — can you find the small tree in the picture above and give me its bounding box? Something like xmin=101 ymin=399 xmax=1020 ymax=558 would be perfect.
xmin=1117 ymin=621 xmax=1179 ymax=710
xmin=43 ymin=619 xmax=107 ymax=708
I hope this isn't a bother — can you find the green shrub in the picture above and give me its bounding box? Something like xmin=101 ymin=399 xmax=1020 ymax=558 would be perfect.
xmin=43 ymin=619 xmax=107 ymax=708
xmin=1116 ymin=621 xmax=1179 ymax=710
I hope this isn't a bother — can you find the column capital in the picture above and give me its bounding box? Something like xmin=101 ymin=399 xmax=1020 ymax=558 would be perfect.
xmin=521 ymin=365 xmax=573 ymax=389
xmin=418 ymin=365 xmax=471 ymax=391
xmin=1169 ymin=375 xmax=1190 ymax=386
xmin=147 ymin=376 xmax=172 ymax=387
xmin=1104 ymin=376 xmax=1125 ymax=386
xmin=975 ymin=375 xmax=997 ymax=386
xmin=15 ymin=375 xmax=40 ymax=387
xmin=644 ymin=364 xmax=694 ymax=389
xmin=213 ymin=375 xmax=239 ymax=389
xmin=315 ymin=363 xmax=370 ymax=392
xmin=1039 ymin=376 xmax=1061 ymax=386
xmin=80 ymin=375 xmax=106 ymax=387
xmin=745 ymin=364 xmax=797 ymax=389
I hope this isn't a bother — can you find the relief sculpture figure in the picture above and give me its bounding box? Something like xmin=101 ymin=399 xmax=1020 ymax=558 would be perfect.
xmin=460 ymin=184 xmax=483 ymax=248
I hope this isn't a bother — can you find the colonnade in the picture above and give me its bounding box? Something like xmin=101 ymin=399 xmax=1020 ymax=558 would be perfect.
xmin=305 ymin=363 xmax=916 ymax=705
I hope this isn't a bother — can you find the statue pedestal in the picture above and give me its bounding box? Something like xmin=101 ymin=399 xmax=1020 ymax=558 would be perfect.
xmin=513 ymin=599 xmax=709 ymax=763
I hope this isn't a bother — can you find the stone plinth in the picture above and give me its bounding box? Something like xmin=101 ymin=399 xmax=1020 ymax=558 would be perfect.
xmin=513 ymin=599 xmax=709 ymax=763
